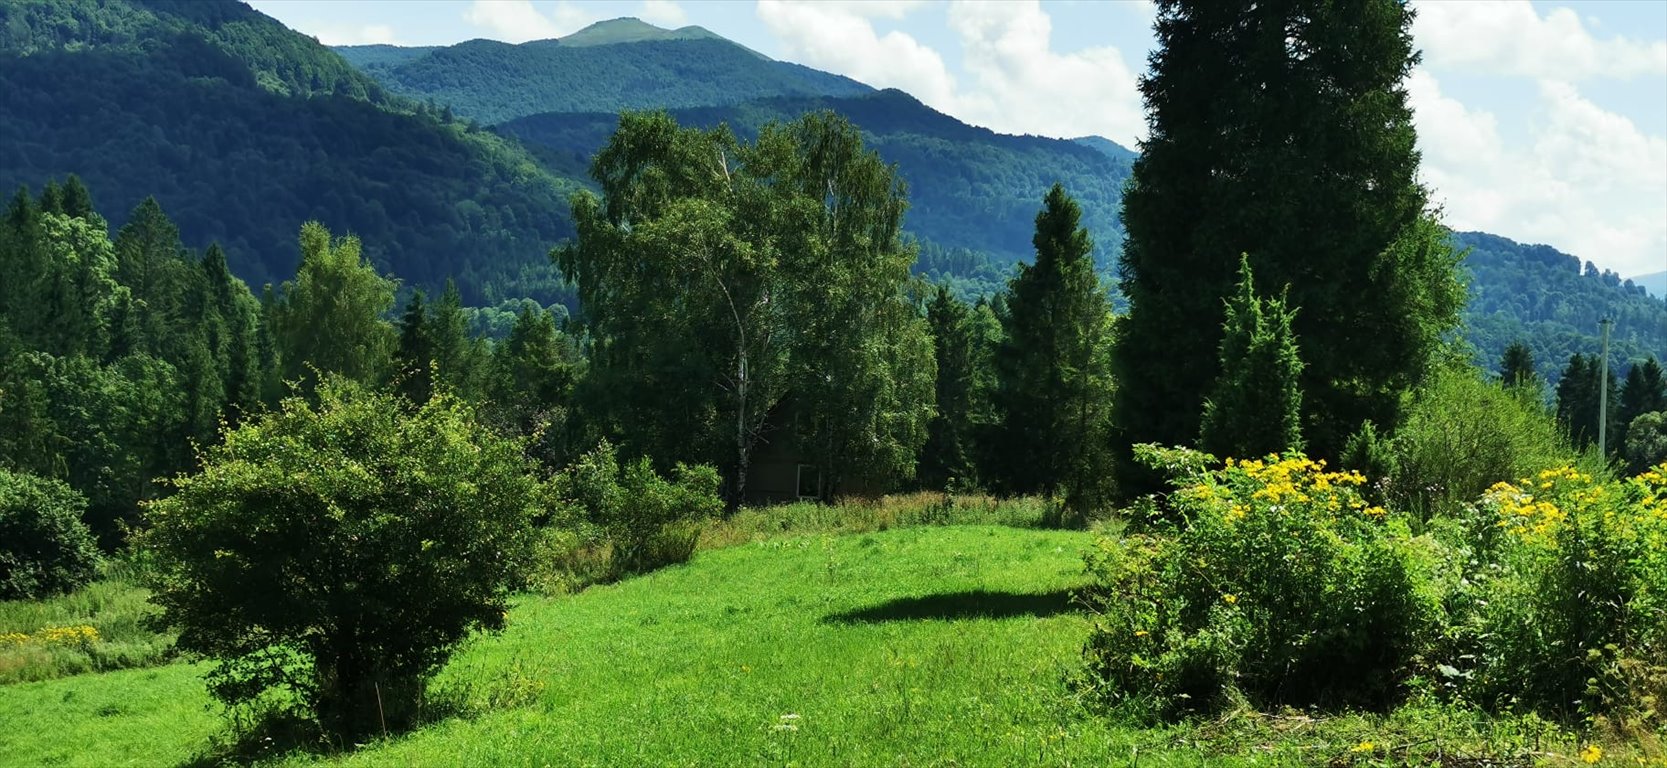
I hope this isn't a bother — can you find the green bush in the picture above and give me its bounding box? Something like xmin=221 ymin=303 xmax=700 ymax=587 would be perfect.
xmin=1385 ymin=365 xmax=1580 ymax=522
xmin=0 ymin=469 xmax=100 ymax=600
xmin=1083 ymin=448 xmax=1440 ymax=718
xmin=1449 ymin=464 xmax=1667 ymax=726
xmin=554 ymin=441 xmax=722 ymax=578
xmin=1626 ymin=411 xmax=1667 ymax=475
xmin=139 ymin=379 xmax=540 ymax=740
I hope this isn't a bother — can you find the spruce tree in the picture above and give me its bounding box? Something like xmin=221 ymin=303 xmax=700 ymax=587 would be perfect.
xmin=1499 ymin=341 xmax=1538 ymax=391
xmin=991 ymin=184 xmax=1114 ymax=511
xmin=920 ymin=286 xmax=990 ymax=489
xmin=395 ymin=290 xmax=434 ymax=404
xmin=1114 ymin=0 xmax=1464 ymax=494
xmin=430 ymin=280 xmax=478 ymax=398
xmin=59 ymin=175 xmax=94 ymax=221
xmin=1199 ymin=256 xmax=1304 ymax=461
xmin=1556 ymin=353 xmax=1619 ymax=451
xmin=1617 ymin=357 xmax=1666 ymax=457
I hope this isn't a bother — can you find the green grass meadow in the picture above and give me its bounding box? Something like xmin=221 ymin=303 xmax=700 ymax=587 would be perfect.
xmin=0 ymin=519 xmax=1620 ymax=767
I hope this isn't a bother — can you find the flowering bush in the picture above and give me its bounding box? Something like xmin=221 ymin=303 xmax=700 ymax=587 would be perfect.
xmin=1457 ymin=463 xmax=1667 ymax=724
xmin=1083 ymin=448 xmax=1441 ymax=717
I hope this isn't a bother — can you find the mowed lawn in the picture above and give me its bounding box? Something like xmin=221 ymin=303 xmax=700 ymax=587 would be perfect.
xmin=2 ymin=524 xmax=1472 ymax=767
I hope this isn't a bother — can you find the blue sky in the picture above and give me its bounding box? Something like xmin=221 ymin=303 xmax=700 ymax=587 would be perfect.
xmin=248 ymin=0 xmax=1667 ymax=280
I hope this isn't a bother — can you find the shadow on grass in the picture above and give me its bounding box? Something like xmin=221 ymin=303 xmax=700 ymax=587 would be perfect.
xmin=823 ymin=588 xmax=1082 ymax=624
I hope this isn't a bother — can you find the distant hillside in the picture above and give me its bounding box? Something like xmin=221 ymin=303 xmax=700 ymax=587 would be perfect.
xmin=1634 ymin=270 xmax=1666 ymax=299
xmin=334 ymin=22 xmax=870 ymax=125
xmin=496 ymin=90 xmax=1137 ymax=278
xmin=0 ymin=0 xmax=580 ymax=304
xmin=1456 ymin=231 xmax=1667 ymax=381
xmin=1072 ymin=135 xmax=1140 ymax=163
xmin=1 ymin=0 xmax=386 ymax=101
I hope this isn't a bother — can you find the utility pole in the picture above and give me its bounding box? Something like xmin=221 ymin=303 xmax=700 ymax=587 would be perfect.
xmin=1598 ymin=318 xmax=1612 ymax=456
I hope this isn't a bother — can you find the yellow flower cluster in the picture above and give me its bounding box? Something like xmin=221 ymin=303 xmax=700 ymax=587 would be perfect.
xmin=1631 ymin=462 xmax=1667 ymax=521
xmin=1486 ymin=464 xmax=1667 ymax=549
xmin=1484 ymin=480 xmax=1568 ymax=546
xmin=40 ymin=625 xmax=99 ymax=645
xmin=1184 ymin=455 xmax=1375 ymax=522
xmin=0 ymin=625 xmax=100 ymax=648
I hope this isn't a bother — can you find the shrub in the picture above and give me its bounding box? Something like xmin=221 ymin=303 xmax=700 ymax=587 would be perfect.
xmin=1083 ymin=448 xmax=1441 ymax=718
xmin=0 ymin=469 xmax=100 ymax=600
xmin=554 ymin=441 xmax=722 ymax=578
xmin=1453 ymin=464 xmax=1667 ymax=726
xmin=139 ymin=379 xmax=540 ymax=740
xmin=1386 ymin=365 xmax=1580 ymax=522
xmin=1626 ymin=411 xmax=1667 ymax=475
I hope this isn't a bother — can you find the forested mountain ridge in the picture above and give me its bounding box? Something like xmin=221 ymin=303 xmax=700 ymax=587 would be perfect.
xmin=333 ymin=19 xmax=871 ymax=125
xmin=0 ymin=0 xmax=580 ymax=305
xmin=1 ymin=0 xmax=386 ymax=101
xmin=1456 ymin=231 xmax=1667 ymax=381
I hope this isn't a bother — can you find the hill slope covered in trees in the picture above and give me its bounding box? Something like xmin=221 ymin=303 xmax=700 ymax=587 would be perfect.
xmin=334 ymin=18 xmax=872 ymax=125
xmin=0 ymin=0 xmax=579 ymax=304
xmin=1457 ymin=231 xmax=1667 ymax=381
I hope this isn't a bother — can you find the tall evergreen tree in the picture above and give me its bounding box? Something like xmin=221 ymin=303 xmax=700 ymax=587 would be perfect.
xmin=395 ymin=290 xmax=435 ymax=404
xmin=1113 ymin=0 xmax=1464 ymax=494
xmin=1499 ymin=341 xmax=1538 ymax=391
xmin=919 ymin=286 xmax=992 ymax=489
xmin=1619 ymin=357 xmax=1666 ymax=424
xmin=1617 ymin=356 xmax=1666 ymax=457
xmin=430 ymin=279 xmax=479 ymax=398
xmin=199 ymin=244 xmax=261 ymax=421
xmin=59 ymin=175 xmax=94 ymax=221
xmin=1556 ymin=353 xmax=1619 ymax=451
xmin=112 ymin=197 xmax=192 ymax=363
xmin=1199 ymin=256 xmax=1304 ymax=460
xmin=991 ymin=184 xmax=1114 ymax=511
xmin=489 ymin=307 xmax=583 ymax=465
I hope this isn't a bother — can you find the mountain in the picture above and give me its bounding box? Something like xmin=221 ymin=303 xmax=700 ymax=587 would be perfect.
xmin=497 ymin=90 xmax=1136 ymax=281
xmin=333 ymin=20 xmax=871 ymax=125
xmin=1633 ymin=270 xmax=1666 ymax=299
xmin=1456 ymin=231 xmax=1667 ymax=381
xmin=556 ymin=17 xmax=737 ymax=48
xmin=0 ymin=0 xmax=578 ymax=304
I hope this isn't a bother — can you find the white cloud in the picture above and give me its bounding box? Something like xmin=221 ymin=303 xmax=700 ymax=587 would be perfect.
xmin=638 ymin=0 xmax=689 ymax=29
xmin=1412 ymin=0 xmax=1667 ymax=80
xmin=1408 ymin=68 xmax=1667 ymax=277
xmin=756 ymin=0 xmax=960 ymax=110
xmin=463 ymin=1 xmax=596 ymax=43
xmin=754 ymin=0 xmax=1144 ymax=145
xmin=287 ymin=21 xmax=403 ymax=46
xmin=945 ymin=0 xmax=1144 ymax=145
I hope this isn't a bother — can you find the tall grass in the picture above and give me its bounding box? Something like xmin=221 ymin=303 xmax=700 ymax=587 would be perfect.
xmin=0 ymin=559 xmax=175 ymax=684
xmin=703 ymin=491 xmax=1052 ymax=549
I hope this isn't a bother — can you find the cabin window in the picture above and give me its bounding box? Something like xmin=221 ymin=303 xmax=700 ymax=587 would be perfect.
xmin=796 ymin=464 xmax=821 ymax=501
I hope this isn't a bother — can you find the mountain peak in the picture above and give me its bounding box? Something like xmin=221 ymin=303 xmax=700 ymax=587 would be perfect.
xmin=558 ymin=17 xmax=732 ymax=48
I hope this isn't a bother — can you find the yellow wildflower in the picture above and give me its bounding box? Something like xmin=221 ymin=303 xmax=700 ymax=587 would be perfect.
xmin=1222 ymin=594 xmax=1238 ymax=605
xmin=1582 ymin=744 xmax=1603 ymax=764
xmin=1352 ymin=741 xmax=1375 ymax=753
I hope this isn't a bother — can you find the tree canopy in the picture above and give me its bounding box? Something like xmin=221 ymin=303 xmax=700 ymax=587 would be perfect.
xmin=1113 ymin=0 xmax=1464 ymax=494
